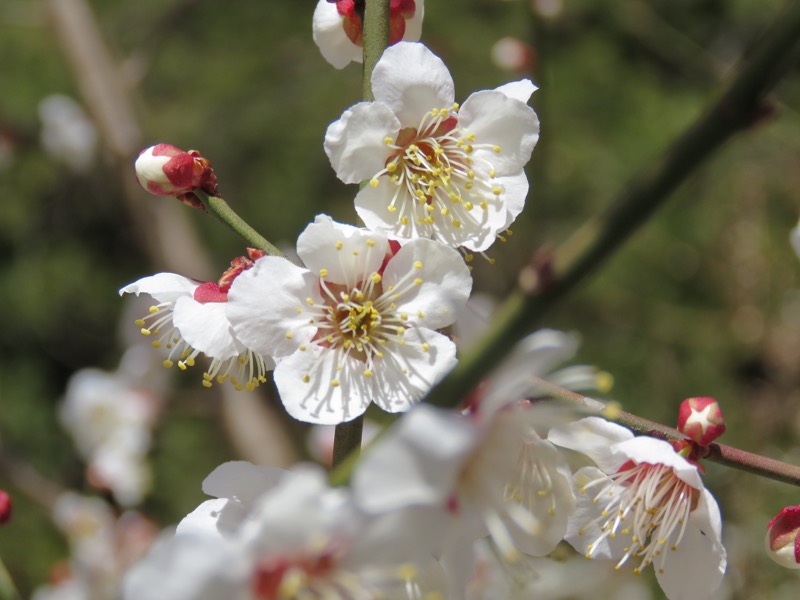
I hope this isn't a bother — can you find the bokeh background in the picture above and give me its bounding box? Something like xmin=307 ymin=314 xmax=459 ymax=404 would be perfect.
xmin=2 ymin=0 xmax=800 ymax=597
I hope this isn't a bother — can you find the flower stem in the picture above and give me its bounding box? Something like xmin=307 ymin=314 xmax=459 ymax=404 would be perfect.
xmin=331 ymin=0 xmax=391 ymax=467
xmin=423 ymin=0 xmax=800 ymax=410
xmin=194 ymin=191 xmax=285 ymax=257
xmin=536 ymin=382 xmax=800 ymax=488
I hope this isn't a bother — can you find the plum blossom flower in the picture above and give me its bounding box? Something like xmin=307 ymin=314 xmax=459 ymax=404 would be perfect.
xmin=549 ymin=417 xmax=726 ymax=600
xmin=123 ymin=464 xmax=437 ymax=600
xmin=120 ymin=251 xmax=274 ymax=391
xmin=227 ymin=214 xmax=471 ymax=424
xmin=59 ymin=366 xmax=161 ymax=506
xmin=325 ymin=41 xmax=540 ymax=252
xmin=313 ymin=0 xmax=423 ymax=69
xmin=354 ymin=404 xmax=575 ymax=567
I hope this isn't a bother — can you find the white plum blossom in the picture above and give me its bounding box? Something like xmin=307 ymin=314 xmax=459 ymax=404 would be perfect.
xmin=313 ymin=0 xmax=423 ymax=69
xmin=59 ymin=367 xmax=161 ymax=506
xmin=123 ymin=464 xmax=437 ymax=600
xmin=120 ymin=268 xmax=273 ymax=391
xmin=227 ymin=214 xmax=471 ymax=424
xmin=325 ymin=41 xmax=540 ymax=252
xmin=549 ymin=417 xmax=727 ymax=600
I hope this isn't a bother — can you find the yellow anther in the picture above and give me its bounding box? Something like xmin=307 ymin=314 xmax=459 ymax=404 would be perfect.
xmin=331 ymin=379 xmax=340 ymax=387
xmin=464 ymin=201 xmax=473 ymax=210
xmin=464 ymin=253 xmax=474 ymax=262
xmin=401 ymin=216 xmax=409 ymax=225
xmin=421 ymin=343 xmax=430 ymax=352
xmin=178 ymin=361 xmax=187 ymax=371
xmin=465 ymin=182 xmax=474 ymax=190
xmin=489 ymin=168 xmax=496 ymax=178
xmin=371 ymin=273 xmax=382 ymax=284
xmin=388 ymin=205 xmax=397 ymax=213
xmin=285 ymin=332 xmax=294 ymax=339
xmin=319 ymin=268 xmax=328 ymax=278
xmin=363 ymin=370 xmax=374 ymax=378
xmin=162 ymin=360 xmax=173 ymax=368
xmin=452 ymin=220 xmax=462 ymax=229
xmin=413 ymin=261 xmax=423 ymax=270
xmin=369 ymin=178 xmax=380 ymax=188
xmin=302 ymin=374 xmax=310 ymax=383
xmin=492 ymin=186 xmax=502 ymax=195
xmin=386 ymin=162 xmax=398 ymax=173
xmin=140 ymin=328 xmax=151 ymax=336
xmin=148 ymin=306 xmax=159 ymax=314
xmin=366 ymin=238 xmax=375 ymax=247
xmin=414 ymin=277 xmax=423 ymax=285
xmin=492 ymin=145 xmax=501 ymax=153
xmin=440 ymin=207 xmax=449 ymax=216
xmin=306 ymin=297 xmax=314 ymax=305
xmin=335 ymin=241 xmax=343 ymax=250
xmin=134 ymin=319 xmax=145 ymax=327
xmin=299 ymin=345 xmax=307 ymax=351
xmin=202 ymin=379 xmax=213 ymax=388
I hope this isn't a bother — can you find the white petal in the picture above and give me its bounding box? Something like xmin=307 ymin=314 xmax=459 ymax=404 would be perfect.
xmin=172 ymin=297 xmax=239 ymax=360
xmin=498 ymin=169 xmax=529 ymax=229
xmin=613 ymin=436 xmax=704 ymax=490
xmin=119 ymin=272 xmax=199 ymax=303
xmin=548 ymin=417 xmax=634 ymax=473
xmin=324 ymin=102 xmax=400 ymax=183
xmin=368 ymin=327 xmax=458 ymax=414
xmin=273 ymin=347 xmax=375 ymax=425
xmin=371 ymin=42 xmax=455 ymax=126
xmin=458 ymin=89 xmax=540 ymax=175
xmin=176 ymin=498 xmax=239 ymax=539
xmin=791 ymin=222 xmax=800 ymax=259
xmin=384 ymin=238 xmax=471 ymax=330
xmin=353 ymin=405 xmax=476 ymax=513
xmin=296 ymin=215 xmax=389 ymax=285
xmin=202 ymin=461 xmax=286 ymax=505
xmin=354 ymin=181 xmax=416 ymax=241
xmin=656 ymin=489 xmax=726 ymax=600
xmin=227 ymin=256 xmax=320 ymax=358
xmin=493 ymin=79 xmax=538 ymax=104
xmin=312 ymin=0 xmax=362 ymax=69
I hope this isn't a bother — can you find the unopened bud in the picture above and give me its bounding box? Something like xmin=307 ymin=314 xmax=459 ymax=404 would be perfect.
xmin=134 ymin=144 xmax=219 ymax=205
xmin=677 ymin=396 xmax=726 ymax=446
xmin=0 ymin=490 xmax=12 ymax=525
xmin=766 ymin=505 xmax=800 ymax=569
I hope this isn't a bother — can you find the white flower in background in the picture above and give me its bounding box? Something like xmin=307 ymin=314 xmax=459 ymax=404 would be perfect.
xmin=466 ymin=540 xmax=654 ymax=600
xmin=790 ymin=220 xmax=800 ymax=259
xmin=313 ymin=0 xmax=424 ymax=69
xmin=123 ymin=464 xmax=437 ymax=600
xmin=59 ymin=367 xmax=160 ymax=506
xmin=353 ymin=402 xmax=575 ymax=596
xmin=325 ymin=41 xmax=539 ymax=252
xmin=227 ymin=214 xmax=471 ymax=424
xmin=549 ymin=417 xmax=727 ymax=600
xmin=38 ymin=95 xmax=97 ymax=173
xmin=33 ymin=493 xmax=157 ymax=600
xmin=120 ymin=257 xmax=274 ymax=391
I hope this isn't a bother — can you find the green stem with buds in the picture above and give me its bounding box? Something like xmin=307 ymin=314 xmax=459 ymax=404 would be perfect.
xmin=331 ymin=0 xmax=391 ymax=470
xmin=194 ymin=190 xmax=285 ymax=257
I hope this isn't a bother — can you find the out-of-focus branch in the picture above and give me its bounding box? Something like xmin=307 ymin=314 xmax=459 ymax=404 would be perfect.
xmin=424 ymin=0 xmax=800 ymax=410
xmin=44 ymin=0 xmax=297 ymax=467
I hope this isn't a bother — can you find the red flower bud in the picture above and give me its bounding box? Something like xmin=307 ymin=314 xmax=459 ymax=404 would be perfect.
xmin=0 ymin=490 xmax=12 ymax=525
xmin=677 ymin=396 xmax=726 ymax=446
xmin=134 ymin=144 xmax=219 ymax=207
xmin=766 ymin=505 xmax=800 ymax=569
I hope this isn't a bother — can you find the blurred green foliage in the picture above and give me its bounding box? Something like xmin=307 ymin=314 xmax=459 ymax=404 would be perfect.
xmin=2 ymin=0 xmax=800 ymax=596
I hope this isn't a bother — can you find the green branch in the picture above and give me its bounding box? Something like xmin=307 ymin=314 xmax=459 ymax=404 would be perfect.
xmin=331 ymin=0 xmax=391 ymax=470
xmin=194 ymin=191 xmax=285 ymax=257
xmin=424 ymin=0 xmax=800 ymax=410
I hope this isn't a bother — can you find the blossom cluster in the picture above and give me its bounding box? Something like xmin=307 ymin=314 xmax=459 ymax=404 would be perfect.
xmin=115 ymin=10 xmax=741 ymax=600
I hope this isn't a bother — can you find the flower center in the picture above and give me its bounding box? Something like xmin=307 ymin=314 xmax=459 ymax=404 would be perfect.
xmin=371 ymin=105 xmax=504 ymax=241
xmin=293 ymin=250 xmax=429 ymax=387
xmin=578 ymin=462 xmax=699 ymax=575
